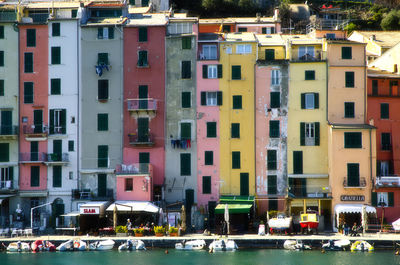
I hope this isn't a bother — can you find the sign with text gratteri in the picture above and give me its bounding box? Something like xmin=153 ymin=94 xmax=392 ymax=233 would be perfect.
xmin=340 ymin=195 xmax=365 ymax=201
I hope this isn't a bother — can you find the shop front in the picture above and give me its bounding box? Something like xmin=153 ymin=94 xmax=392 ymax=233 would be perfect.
xmin=106 ymin=201 xmax=160 ymax=228
xmin=333 ymin=203 xmax=376 ymax=232
xmin=79 ymin=201 xmax=111 ymax=234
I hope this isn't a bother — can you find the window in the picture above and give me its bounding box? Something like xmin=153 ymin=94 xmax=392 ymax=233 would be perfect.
xmin=27 ymin=29 xmax=36 ymax=47
xmin=232 ymin=151 xmax=241 ymax=169
xmin=139 ymin=152 xmax=150 ymax=164
xmin=293 ymin=151 xmax=303 ymax=174
xmin=204 ymin=151 xmax=213 ymax=165
xmin=72 ymin=10 xmax=77 ymax=18
xmin=223 ymin=25 xmax=231 ymax=32
xmin=270 ymin=92 xmax=280 ymax=108
xmin=181 ymin=92 xmax=191 ymax=108
xmin=267 ymin=150 xmax=277 ymax=170
xmin=0 ymin=51 xmax=3 ymax=67
xmin=24 ymin=53 xmax=33 ymax=73
xmin=181 ymin=61 xmax=191 ymax=79
xmin=137 ymin=118 xmax=149 ymax=142
xmin=180 ymin=153 xmax=191 ymax=176
xmin=268 ymin=175 xmax=277 ymax=195
xmin=347 ymin=163 xmax=359 ymax=187
xmin=345 ymin=72 xmax=354 ymax=87
xmin=97 ymin=27 xmax=114 ymax=39
xmin=24 ymin=82 xmax=34 ymax=104
xmin=97 ymin=113 xmax=108 ymax=131
xmin=98 ymin=145 xmax=108 ymax=168
xmin=182 ymin=37 xmax=191 ymax=49
xmin=167 ymin=22 xmax=192 ymax=35
xmin=137 ymin=51 xmax=148 ymax=66
xmin=238 ymin=27 xmax=247 ymax=32
xmin=342 ymin=47 xmax=352 ymax=59
xmin=305 ymin=70 xmax=315 ymax=80
xmin=301 ymin=93 xmax=319 ymax=109
xmin=231 ymin=123 xmax=240 ymax=138
xmin=200 ymin=91 xmax=222 ymax=106
xmin=372 ymin=192 xmax=394 ymax=207
xmin=381 ymin=103 xmax=389 ymax=119
xmin=98 ymin=80 xmax=109 ymax=100
xmin=271 ymin=70 xmax=280 ymax=85
xmin=49 ymin=109 xmax=66 ymax=134
xmin=326 ymin=33 xmax=335 ymax=39
xmin=202 ymin=176 xmax=211 ymax=194
xmin=265 ymin=49 xmax=275 ymax=60
xmin=0 ymin=167 xmax=13 ymax=188
xmin=180 ymin=122 xmax=191 ymax=140
xmin=206 ymin=122 xmax=216 ymax=138
xmin=262 ymin=27 xmax=275 ymax=34
xmin=344 ymin=132 xmax=362 ymax=148
xmin=0 ymin=80 xmax=4 ymax=96
xmin=201 ymin=45 xmax=217 ymax=60
xmin=138 ymin=27 xmax=147 ymax=42
xmin=240 ymin=173 xmax=249 ymax=196
xmin=142 ymin=0 xmax=149 ymax=6
xmin=31 ymin=166 xmax=40 ymax=187
xmin=202 ymin=64 xmax=222 ymax=79
xmin=98 ymin=53 xmax=109 ymax=65
xmin=125 ymin=178 xmax=133 ymax=191
xmin=232 ymin=65 xmax=241 ymax=80
xmin=381 ymin=133 xmax=391 ymax=151
xmin=68 ymin=140 xmax=74 ymax=152
xmin=344 ymin=102 xmax=355 ymax=118
xmin=236 ymin=44 xmax=251 ymax=54
xmin=269 ymin=120 xmax=279 ymax=138
xmin=300 ymin=122 xmax=320 ymax=146
xmin=233 ymin=95 xmax=242 ymax=109
xmin=298 ymin=46 xmax=314 ymax=58
xmin=51 ymin=47 xmax=61 ymax=64
xmin=372 ymin=80 xmax=378 ymax=95
xmin=0 ymin=143 xmax=9 ymax=162
xmin=52 ymin=23 xmax=60 ymax=37
xmin=51 ymin=78 xmax=61 ymax=95
xmin=53 ymin=166 xmax=62 ymax=188
xmin=0 ymin=26 xmax=3 ymax=39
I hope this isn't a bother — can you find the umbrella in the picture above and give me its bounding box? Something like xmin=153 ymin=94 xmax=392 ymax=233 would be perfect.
xmin=113 ymin=205 xmax=117 ymax=230
xmin=224 ymin=204 xmax=230 ymax=235
xmin=361 ymin=205 xmax=367 ymax=235
xmin=181 ymin=205 xmax=186 ymax=231
xmin=266 ymin=211 xmax=270 ymax=234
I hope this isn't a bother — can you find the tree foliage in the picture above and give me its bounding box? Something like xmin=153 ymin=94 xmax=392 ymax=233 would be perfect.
xmin=380 ymin=10 xmax=400 ymax=30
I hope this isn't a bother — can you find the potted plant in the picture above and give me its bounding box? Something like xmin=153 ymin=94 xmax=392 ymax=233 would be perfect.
xmin=169 ymin=226 xmax=178 ymax=237
xmin=115 ymin=225 xmax=128 ymax=236
xmin=134 ymin=227 xmax=144 ymax=237
xmin=154 ymin=226 xmax=165 ymax=237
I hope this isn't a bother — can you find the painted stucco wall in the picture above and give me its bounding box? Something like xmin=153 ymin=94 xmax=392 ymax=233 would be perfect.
xmin=258 ymin=45 xmax=285 ymax=60
xmin=116 ymin=166 xmax=153 ymax=201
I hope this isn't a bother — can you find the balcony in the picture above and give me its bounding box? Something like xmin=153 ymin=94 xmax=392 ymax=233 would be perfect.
xmin=288 ymin=185 xmax=332 ymax=198
xmin=23 ymin=124 xmax=48 ymax=140
xmin=381 ymin=144 xmax=392 ymax=151
xmin=291 ymin=51 xmax=326 ymax=62
xmin=376 ymin=176 xmax=400 ymax=188
xmin=71 ymin=189 xmax=113 ymax=200
xmin=128 ymin=133 xmax=154 ymax=147
xmin=28 ymin=13 xmax=50 ymax=23
xmin=0 ymin=180 xmax=16 ymax=193
xmin=19 ymin=152 xmax=47 ymax=163
xmin=127 ymin=99 xmax=157 ymax=118
xmin=343 ymin=177 xmax=367 ymax=188
xmin=115 ymin=163 xmax=152 ymax=175
xmin=0 ymin=12 xmax=17 ymax=22
xmin=45 ymin=153 xmax=69 ymax=165
xmin=0 ymin=125 xmax=18 ymax=140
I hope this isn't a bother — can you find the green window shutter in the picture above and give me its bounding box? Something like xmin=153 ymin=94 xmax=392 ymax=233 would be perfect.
xmin=139 ymin=152 xmax=150 ymax=164
xmin=376 ymin=160 xmax=381 ymax=177
xmin=233 ymin=95 xmax=242 ymax=109
xmin=27 ymin=29 xmax=36 ymax=47
xmin=0 ymin=143 xmax=9 ymax=162
xmin=8 ymin=167 xmax=13 ymax=182
xmin=0 ymin=51 xmax=3 ymax=67
xmin=268 ymin=175 xmax=277 ymax=195
xmin=380 ymin=103 xmax=389 ymax=119
xmin=301 ymin=178 xmax=307 ymax=197
xmin=204 ymin=151 xmax=213 ymax=165
xmin=181 ymin=92 xmax=191 ymax=108
xmin=68 ymin=140 xmax=74 ymax=152
xmin=301 ymin=93 xmax=305 ymax=109
xmin=372 ymin=80 xmax=378 ymax=95
xmin=129 ymin=0 xmax=135 ymax=5
xmin=71 ymin=9 xmax=77 ymax=18
xmin=181 ymin=61 xmax=191 ymax=79
xmin=344 ymin=132 xmax=362 ymax=148
xmin=265 ymin=49 xmax=275 ymax=60
xmin=30 ymin=141 xmax=38 ymax=162
xmin=262 ymin=27 xmax=267 ymax=34
xmin=314 ymin=93 xmax=319 ymax=109
xmin=232 ymin=65 xmax=241 ymax=80
xmin=137 ymin=117 xmax=149 ymax=142
xmin=139 ymin=27 xmax=147 ymax=42
xmin=201 ymin=92 xmax=206 ymax=106
xmin=180 ymin=122 xmax=191 ymax=140
xmin=108 ymin=27 xmax=114 ymax=39
xmin=388 ymin=192 xmax=394 ymax=207
xmin=182 ymin=37 xmax=191 ymax=49
xmin=341 ymin=47 xmax=352 ymax=59
xmin=293 ymin=151 xmax=303 ymax=174
xmin=217 ymin=91 xmax=223 ymax=106
xmin=345 ymin=72 xmax=354 ymax=87
xmin=232 ymin=151 xmax=241 ymax=169
xmin=268 ymin=199 xmax=278 ymax=211
xmin=0 ymin=80 xmax=4 ymax=96
xmin=180 ymin=153 xmax=191 ymax=176
xmin=347 ymin=163 xmax=360 ymax=187
xmin=371 ymin=192 xmax=377 ymax=206
xmin=51 ymin=47 xmax=61 ymax=64
xmin=52 ymin=23 xmax=60 ymax=37
xmin=98 ymin=174 xmax=107 ymax=197
xmin=98 ymin=145 xmax=108 ymax=168
xmin=240 ymin=173 xmax=249 ymax=196
xmin=53 ymin=166 xmax=62 ymax=188
xmin=98 ymin=80 xmax=109 ymax=100
xmin=238 ymin=27 xmax=247 ymax=32
xmin=231 ymin=123 xmax=240 ymax=138
xmin=98 ymin=28 xmax=103 ymax=39
xmin=61 ymin=109 xmax=66 ymax=134
xmin=49 ymin=109 xmax=54 ymax=134
xmin=269 ymin=120 xmax=279 ymax=138
xmin=24 ymin=82 xmax=33 ymax=104
xmin=206 ymin=122 xmax=216 ymax=137
xmin=202 ymin=65 xmax=208 ymax=79
xmin=0 ymin=26 xmax=4 ymax=39
xmin=270 ymin=92 xmax=280 ymax=108
xmin=202 ymin=176 xmax=211 ymax=194
xmin=51 ymin=78 xmax=61 ymax=95
xmin=267 ymin=150 xmax=277 ymax=170
xmin=217 ymin=64 xmax=223 ymax=78
xmin=305 ymin=70 xmax=315 ymax=80
xmin=98 ymin=53 xmax=108 ymax=65
xmin=31 ymin=166 xmax=40 ymax=187
xmin=24 ymin=53 xmax=33 ymax=73
xmin=345 ymin=102 xmax=355 ymax=118
xmin=97 ymin=113 xmax=108 ymax=131
xmin=381 ymin=133 xmax=391 ymax=150
xmin=314 ymin=122 xmax=320 ymax=146
xmin=223 ymin=25 xmax=230 ymax=32
xmin=300 ymin=122 xmax=305 ymax=146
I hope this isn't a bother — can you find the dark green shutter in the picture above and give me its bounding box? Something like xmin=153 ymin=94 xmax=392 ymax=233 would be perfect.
xmin=181 ymin=61 xmax=191 ymax=79
xmin=262 ymin=27 xmax=267 ymax=34
xmin=305 ymin=70 xmax=315 ymax=80
xmin=0 ymin=80 xmax=4 ymax=96
xmin=232 ymin=151 xmax=240 ymax=169
xmin=202 ymin=176 xmax=211 ymax=194
xmin=201 ymin=92 xmax=206 ymax=106
xmin=0 ymin=26 xmax=4 ymax=39
xmin=8 ymin=167 xmax=13 ymax=182
xmin=267 ymin=150 xmax=277 ymax=170
xmin=24 ymin=53 xmax=33 ymax=73
xmin=68 ymin=140 xmax=74 ymax=152
xmin=0 ymin=143 xmax=9 ymax=162
xmin=53 ymin=140 xmax=62 ymax=161
xmin=181 ymin=92 xmax=191 ymax=108
xmin=371 ymin=192 xmax=377 ymax=206
xmin=301 ymin=178 xmax=307 ymax=197
xmin=30 ymin=141 xmax=38 ymax=161
xmin=217 ymin=91 xmax=222 ymax=106
xmin=223 ymin=25 xmax=230 ymax=32
xmin=97 ymin=113 xmax=108 ymax=131
xmin=344 ymin=132 xmax=362 ymax=148
xmin=49 ymin=109 xmax=54 ymax=134
xmin=205 ymin=151 xmax=213 ymax=165
xmin=268 ymin=175 xmax=277 ymax=195
xmin=108 ymin=27 xmax=114 ymax=39
xmin=33 ymin=110 xmax=42 ymax=133
xmin=0 ymin=51 xmax=3 ymax=67
xmin=381 ymin=103 xmax=389 ymax=119
xmin=232 ymin=65 xmax=241 ymax=80
xmin=217 ymin=64 xmax=223 ymax=78
xmin=231 ymin=123 xmax=240 ymax=138
xmin=376 ymin=161 xmax=381 ymax=177
xmin=139 ymin=27 xmax=147 ymax=42
xmin=24 ymin=82 xmax=33 ymax=104
xmin=180 ymin=122 xmax=191 ymax=140
xmin=98 ymin=145 xmax=108 ymax=168
xmin=314 ymin=93 xmax=319 ymax=109
xmin=345 ymin=102 xmax=354 ymax=118
xmin=139 ymin=152 xmax=150 ymax=163
xmin=53 ymin=166 xmax=62 ymax=187
xmin=1 ymin=111 xmax=11 ymax=135
xmin=301 ymin=94 xmax=305 ymax=109
xmin=293 ymin=151 xmax=303 ymax=174
xmin=265 ymin=49 xmax=275 ymax=60
xmin=270 ymin=92 xmax=280 ymax=108
xmin=182 ymin=37 xmax=191 ymax=49
xmin=98 ymin=80 xmax=109 ymax=100
xmin=269 ymin=120 xmax=279 ymax=138
xmin=98 ymin=174 xmax=107 ymax=197
xmin=60 ymin=109 xmax=66 ymax=134
xmin=129 ymin=0 xmax=135 ymax=5
xmin=314 ymin=122 xmax=320 ymax=146
xmin=51 ymin=79 xmax=61 ymax=95
xmin=137 ymin=117 xmax=149 ymax=142
xmin=51 ymin=47 xmax=61 ymax=64
xmin=98 ymin=28 xmax=103 ymax=39
xmin=388 ymin=192 xmax=394 ymax=207
xmin=27 ymin=29 xmax=36 ymax=47
xmin=72 ymin=10 xmax=77 ymax=18
xmin=52 ymin=23 xmax=60 ymax=36
xmin=342 ymin=47 xmax=352 ymax=59
xmin=138 ymin=51 xmax=148 ymax=66
xmin=207 ymin=122 xmax=216 ymax=137
xmin=347 ymin=163 xmax=360 ymax=187
xmin=202 ymin=65 xmax=208 ymax=79
xmin=138 ymin=85 xmax=148 ymax=109
xmin=180 ymin=153 xmax=191 ymax=176
xmin=345 ymin=72 xmax=354 ymax=87
xmin=233 ymin=95 xmax=242 ymax=109
xmin=31 ymin=166 xmax=40 ymax=187
xmin=240 ymin=173 xmax=249 ymax=196
xmin=98 ymin=53 xmax=108 ymax=65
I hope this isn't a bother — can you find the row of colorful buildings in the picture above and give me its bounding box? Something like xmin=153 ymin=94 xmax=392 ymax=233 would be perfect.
xmin=0 ymin=0 xmax=399 ymax=232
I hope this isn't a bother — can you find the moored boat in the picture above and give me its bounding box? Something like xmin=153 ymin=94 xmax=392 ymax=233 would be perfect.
xmin=322 ymin=239 xmax=351 ymax=251
xmin=283 ymin=240 xmax=312 ymax=250
xmin=31 ymin=240 xmax=56 ymax=252
xmin=350 ymin=241 xmax=374 ymax=252
xmin=175 ymin=240 xmax=206 ymax=250
xmin=268 ymin=213 xmax=292 ymax=234
xmin=118 ymin=239 xmax=146 ymax=251
xmin=209 ymin=239 xmax=237 ymax=252
xmin=73 ymin=240 xmax=87 ymax=251
xmin=299 ymin=211 xmax=319 ymax=234
xmin=56 ymin=239 xmax=73 ymax=251
xmin=89 ymin=239 xmax=115 ymax=251
xmin=7 ymin=241 xmax=30 ymax=252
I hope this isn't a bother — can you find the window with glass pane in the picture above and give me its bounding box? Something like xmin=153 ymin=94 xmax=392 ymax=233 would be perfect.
xmin=381 ymin=133 xmax=391 ymax=150
xmin=125 ymin=178 xmax=133 ymax=191
xmin=202 ymin=45 xmax=217 ymax=59
xmin=305 ymin=93 xmax=314 ymax=109
xmin=305 ymin=123 xmax=315 ymax=146
xmin=236 ymin=44 xmax=251 ymax=54
xmin=233 ymin=95 xmax=242 ymax=109
xmin=206 ymin=92 xmax=217 ymax=106
xmin=138 ymin=51 xmax=148 ymax=66
xmin=298 ymin=46 xmax=314 ymax=58
xmin=50 ymin=109 xmax=66 ymax=134
xmin=271 ymin=70 xmax=280 ymax=85
xmin=208 ymin=65 xmax=217 ymax=78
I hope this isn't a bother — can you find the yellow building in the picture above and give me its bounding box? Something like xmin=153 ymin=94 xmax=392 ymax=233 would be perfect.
xmin=218 ymin=33 xmax=257 ymax=196
xmin=285 ymin=36 xmax=331 ymax=227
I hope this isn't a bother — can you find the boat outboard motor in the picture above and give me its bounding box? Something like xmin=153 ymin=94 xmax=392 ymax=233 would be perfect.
xmin=221 ymin=240 xmax=226 ymax=251
xmin=181 ymin=240 xmax=186 ymax=247
xmin=329 ymin=240 xmax=334 ymax=249
xmin=361 ymin=243 xmax=365 ymax=252
xmin=17 ymin=241 xmax=21 ymax=251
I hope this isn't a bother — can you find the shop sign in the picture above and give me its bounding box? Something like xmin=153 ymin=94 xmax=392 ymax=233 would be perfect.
xmin=340 ymin=195 xmax=365 ymax=201
xmin=80 ymin=207 xmax=99 ymax=214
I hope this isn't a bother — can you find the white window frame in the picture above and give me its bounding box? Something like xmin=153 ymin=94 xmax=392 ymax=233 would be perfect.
xmin=298 ymin=46 xmax=315 ymax=58
xmin=377 ymin=192 xmax=388 ymax=207
xmin=271 ymin=69 xmax=281 ymax=85
xmin=305 ymin=123 xmax=315 ymax=146
xmin=381 ymin=161 xmax=389 ymax=176
xmin=167 ymin=23 xmax=192 ymax=35
xmin=305 ymin=93 xmax=315 ymax=109
xmin=236 ymin=44 xmax=252 ymax=54
xmin=208 ymin=65 xmax=217 ymax=78
xmin=206 ymin=92 xmax=217 ymax=106
xmin=53 ymin=109 xmax=62 ymax=134
xmin=0 ymin=167 xmax=12 ymax=189
xmin=202 ymin=45 xmax=217 ymax=60
xmin=225 ymin=46 xmax=232 ymax=54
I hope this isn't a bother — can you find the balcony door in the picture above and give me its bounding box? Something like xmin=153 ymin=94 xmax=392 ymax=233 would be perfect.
xmin=137 ymin=117 xmax=149 ymax=142
xmin=98 ymin=174 xmax=107 ymax=197
xmin=1 ymin=110 xmax=12 ymax=135
xmin=347 ymin=163 xmax=360 ymax=187
xmin=139 ymin=85 xmax=148 ymax=109
xmin=30 ymin=141 xmax=38 ymax=161
xmin=33 ymin=110 xmax=43 ymax=133
xmin=53 ymin=140 xmax=62 ymax=161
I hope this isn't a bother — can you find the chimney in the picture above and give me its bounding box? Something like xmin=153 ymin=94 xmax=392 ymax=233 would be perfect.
xmin=256 ymin=12 xmax=261 ymax=22
xmin=370 ymin=34 xmax=376 ymax=41
xmin=274 ymin=8 xmax=279 ymax=20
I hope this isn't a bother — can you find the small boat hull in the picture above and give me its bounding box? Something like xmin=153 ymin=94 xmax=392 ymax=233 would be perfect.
xmin=175 ymin=240 xmax=206 ymax=250
xmin=118 ymin=240 xmax=146 ymax=251
xmin=209 ymin=239 xmax=237 ymax=252
xmin=7 ymin=242 xmax=30 ymax=252
xmin=350 ymin=241 xmax=374 ymax=252
xmin=89 ymin=240 xmax=115 ymax=251
xmin=31 ymin=240 xmax=56 ymax=252
xmin=283 ymin=240 xmax=312 ymax=250
xmin=322 ymin=239 xmax=350 ymax=251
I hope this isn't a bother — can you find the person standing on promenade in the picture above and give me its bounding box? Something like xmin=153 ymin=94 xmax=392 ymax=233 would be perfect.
xmin=126 ymin=219 xmax=132 ymax=235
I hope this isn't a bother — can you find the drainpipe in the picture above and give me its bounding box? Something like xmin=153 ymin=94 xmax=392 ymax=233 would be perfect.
xmin=76 ymin=20 xmax=80 ymax=193
xmin=369 ymin=128 xmax=373 ymax=204
xmin=17 ymin=24 xmax=21 ymax=194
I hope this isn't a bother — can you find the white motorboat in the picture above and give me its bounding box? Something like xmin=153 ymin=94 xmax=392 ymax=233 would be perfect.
xmin=118 ymin=239 xmax=146 ymax=251
xmin=73 ymin=240 xmax=87 ymax=251
xmin=283 ymin=240 xmax=312 ymax=250
xmin=268 ymin=213 xmax=292 ymax=234
xmin=7 ymin=241 xmax=30 ymax=252
xmin=208 ymin=239 xmax=238 ymax=252
xmin=322 ymin=239 xmax=351 ymax=251
xmin=56 ymin=239 xmax=74 ymax=251
xmin=89 ymin=239 xmax=115 ymax=251
xmin=350 ymin=240 xmax=374 ymax=252
xmin=175 ymin=240 xmax=206 ymax=250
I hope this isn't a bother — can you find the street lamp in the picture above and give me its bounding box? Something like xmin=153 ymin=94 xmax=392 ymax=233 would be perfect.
xmin=31 ymin=202 xmax=52 ymax=229
xmin=378 ymin=196 xmax=386 ymax=232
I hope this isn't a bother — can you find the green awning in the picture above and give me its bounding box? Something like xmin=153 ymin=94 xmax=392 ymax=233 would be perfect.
xmin=214 ymin=203 xmax=252 ymax=214
xmin=219 ymin=195 xmax=255 ymax=204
